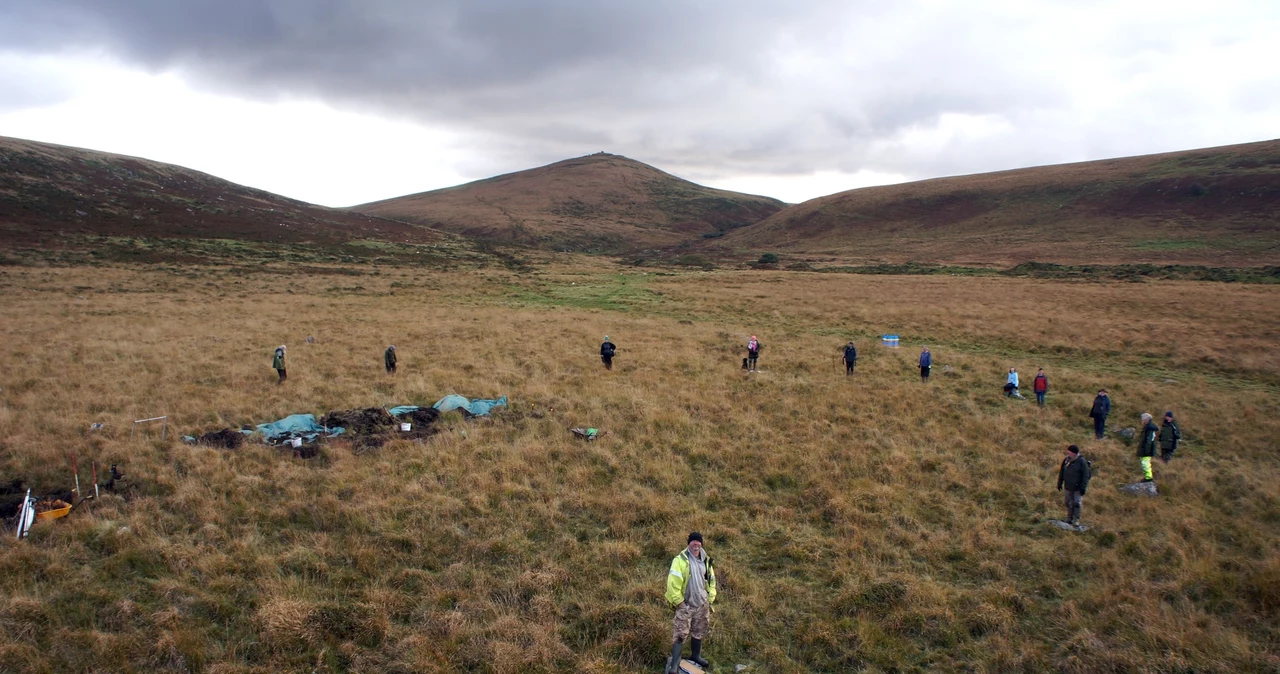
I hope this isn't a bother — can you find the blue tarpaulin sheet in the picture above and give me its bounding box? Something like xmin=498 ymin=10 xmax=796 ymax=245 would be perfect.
xmin=256 ymin=414 xmax=345 ymax=443
xmin=388 ymin=406 xmax=420 ymax=416
xmin=432 ymin=395 xmax=508 ymax=416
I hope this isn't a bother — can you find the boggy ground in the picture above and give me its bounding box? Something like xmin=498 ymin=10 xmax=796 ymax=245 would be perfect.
xmin=0 ymin=261 xmax=1277 ymax=673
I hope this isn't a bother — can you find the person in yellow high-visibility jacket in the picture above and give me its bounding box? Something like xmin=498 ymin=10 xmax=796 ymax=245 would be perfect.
xmin=664 ymin=532 xmax=717 ymax=673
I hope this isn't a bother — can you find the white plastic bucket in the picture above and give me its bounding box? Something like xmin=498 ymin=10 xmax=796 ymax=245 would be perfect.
xmin=290 ymin=437 xmax=302 ymax=448
xmin=400 ymin=423 xmax=411 ymax=432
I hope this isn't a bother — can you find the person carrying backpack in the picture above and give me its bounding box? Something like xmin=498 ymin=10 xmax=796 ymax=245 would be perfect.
xmin=747 ymin=336 xmax=761 ymax=371
xmin=1056 ymin=444 xmax=1092 ymax=528
xmin=600 ymin=336 xmax=617 ymax=370
xmin=1159 ymin=411 xmax=1181 ymax=462
xmin=272 ymin=345 xmax=287 ymax=384
xmin=1137 ymin=412 xmax=1159 ymax=482
xmin=664 ymin=532 xmax=717 ymax=673
xmin=1089 ymin=389 xmax=1111 ymax=439
xmin=1033 ymin=368 xmax=1048 ymax=407
xmin=385 ymin=345 xmax=397 ymax=374
xmin=843 ymin=341 xmax=857 ymax=376
xmin=919 ymin=347 xmax=932 ymax=383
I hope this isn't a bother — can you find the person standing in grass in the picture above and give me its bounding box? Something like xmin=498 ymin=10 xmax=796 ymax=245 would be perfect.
xmin=1033 ymin=368 xmax=1049 ymax=406
xmin=919 ymin=346 xmax=932 ymax=382
xmin=665 ymin=532 xmax=717 ymax=673
xmin=1159 ymin=411 xmax=1181 ymax=462
xmin=1057 ymin=444 xmax=1091 ymax=528
xmin=843 ymin=341 xmax=858 ymax=376
xmin=600 ymin=336 xmax=617 ymax=370
xmin=1138 ymin=412 xmax=1159 ymax=482
xmin=747 ymin=335 xmax=761 ymax=371
xmin=384 ymin=345 xmax=397 ymax=374
xmin=1089 ymin=389 xmax=1110 ymax=439
xmin=272 ymin=345 xmax=287 ymax=384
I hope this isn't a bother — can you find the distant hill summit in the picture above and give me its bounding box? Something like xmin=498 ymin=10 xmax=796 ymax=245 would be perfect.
xmin=718 ymin=140 xmax=1280 ymax=266
xmin=0 ymin=135 xmax=445 ymax=247
xmin=353 ymin=152 xmax=787 ymax=253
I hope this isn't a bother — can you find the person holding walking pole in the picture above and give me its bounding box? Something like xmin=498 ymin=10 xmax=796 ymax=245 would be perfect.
xmin=843 ymin=341 xmax=858 ymax=376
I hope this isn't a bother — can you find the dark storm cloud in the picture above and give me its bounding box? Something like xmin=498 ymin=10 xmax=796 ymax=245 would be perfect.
xmin=1 ymin=1 xmax=786 ymax=98
xmin=4 ymin=0 xmax=1278 ymax=192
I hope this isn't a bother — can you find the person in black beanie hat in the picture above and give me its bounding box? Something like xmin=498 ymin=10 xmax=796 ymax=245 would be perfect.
xmin=1056 ymin=444 xmax=1092 ymax=529
xmin=663 ymin=532 xmax=717 ymax=673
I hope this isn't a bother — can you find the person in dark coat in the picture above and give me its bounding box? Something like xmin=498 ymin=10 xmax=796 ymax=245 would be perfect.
xmin=1056 ymin=444 xmax=1091 ymax=527
xmin=747 ymin=336 xmax=761 ymax=371
xmin=1137 ymin=412 xmax=1159 ymax=482
xmin=1033 ymin=368 xmax=1048 ymax=407
xmin=1089 ymin=389 xmax=1110 ymax=439
xmin=843 ymin=341 xmax=857 ymax=375
xmin=272 ymin=345 xmax=287 ymax=384
xmin=919 ymin=347 xmax=932 ymax=383
xmin=1159 ymin=411 xmax=1181 ymax=462
xmin=600 ymin=336 xmax=617 ymax=370
xmin=385 ymin=345 xmax=397 ymax=374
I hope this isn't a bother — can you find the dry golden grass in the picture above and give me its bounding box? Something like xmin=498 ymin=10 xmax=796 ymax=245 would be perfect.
xmin=0 ymin=261 xmax=1278 ymax=673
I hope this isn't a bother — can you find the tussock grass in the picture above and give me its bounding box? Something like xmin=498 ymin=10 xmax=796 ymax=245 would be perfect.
xmin=1 ymin=262 xmax=1278 ymax=672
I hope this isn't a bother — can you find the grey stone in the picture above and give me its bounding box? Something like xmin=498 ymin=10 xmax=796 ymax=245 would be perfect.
xmin=1120 ymin=481 xmax=1158 ymax=496
xmin=1117 ymin=427 xmax=1136 ymax=440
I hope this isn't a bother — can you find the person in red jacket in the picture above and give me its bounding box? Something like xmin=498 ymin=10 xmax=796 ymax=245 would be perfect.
xmin=1033 ymin=368 xmax=1048 ymax=407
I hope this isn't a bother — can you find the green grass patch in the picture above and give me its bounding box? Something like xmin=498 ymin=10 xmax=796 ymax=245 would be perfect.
xmin=510 ymin=274 xmax=667 ymax=311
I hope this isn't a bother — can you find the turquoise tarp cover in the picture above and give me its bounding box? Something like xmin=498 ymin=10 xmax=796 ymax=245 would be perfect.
xmin=432 ymin=395 xmax=508 ymax=416
xmin=388 ymin=406 xmax=420 ymax=416
xmin=256 ymin=414 xmax=345 ymax=442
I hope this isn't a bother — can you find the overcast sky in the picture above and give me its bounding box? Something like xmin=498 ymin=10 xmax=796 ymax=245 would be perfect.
xmin=1 ymin=1 xmax=1278 ymax=206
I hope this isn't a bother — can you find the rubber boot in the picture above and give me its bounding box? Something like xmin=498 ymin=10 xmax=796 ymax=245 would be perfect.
xmin=666 ymin=641 xmax=683 ymax=674
xmin=690 ymin=638 xmax=709 ymax=668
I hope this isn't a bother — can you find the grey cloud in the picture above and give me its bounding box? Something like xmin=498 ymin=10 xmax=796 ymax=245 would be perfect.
xmin=3 ymin=0 xmax=1279 ymax=194
xmin=0 ymin=63 xmax=77 ymax=111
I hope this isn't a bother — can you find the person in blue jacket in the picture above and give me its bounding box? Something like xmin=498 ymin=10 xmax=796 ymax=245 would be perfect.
xmin=1089 ymin=389 xmax=1111 ymax=439
xmin=1005 ymin=367 xmax=1023 ymax=398
xmin=919 ymin=347 xmax=932 ymax=383
xmin=843 ymin=341 xmax=857 ymax=375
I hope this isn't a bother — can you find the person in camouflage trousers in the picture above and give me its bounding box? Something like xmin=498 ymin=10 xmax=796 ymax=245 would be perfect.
xmin=664 ymin=532 xmax=717 ymax=673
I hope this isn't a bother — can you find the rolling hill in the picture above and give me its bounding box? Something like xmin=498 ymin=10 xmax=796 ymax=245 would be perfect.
xmin=715 ymin=140 xmax=1280 ymax=267
xmin=352 ymin=153 xmax=787 ymax=253
xmin=0 ymin=135 xmax=447 ymax=248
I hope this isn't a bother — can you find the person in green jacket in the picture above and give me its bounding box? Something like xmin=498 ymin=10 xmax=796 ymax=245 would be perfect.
xmin=1137 ymin=412 xmax=1158 ymax=482
xmin=385 ymin=345 xmax=397 ymax=374
xmin=272 ymin=345 xmax=287 ymax=384
xmin=664 ymin=532 xmax=717 ymax=673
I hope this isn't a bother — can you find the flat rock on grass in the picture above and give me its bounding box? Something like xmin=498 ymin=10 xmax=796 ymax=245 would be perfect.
xmin=1048 ymin=519 xmax=1090 ymax=532
xmin=1119 ymin=481 xmax=1158 ymax=496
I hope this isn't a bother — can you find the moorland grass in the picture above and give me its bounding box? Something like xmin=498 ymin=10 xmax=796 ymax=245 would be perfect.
xmin=0 ymin=262 xmax=1277 ymax=673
